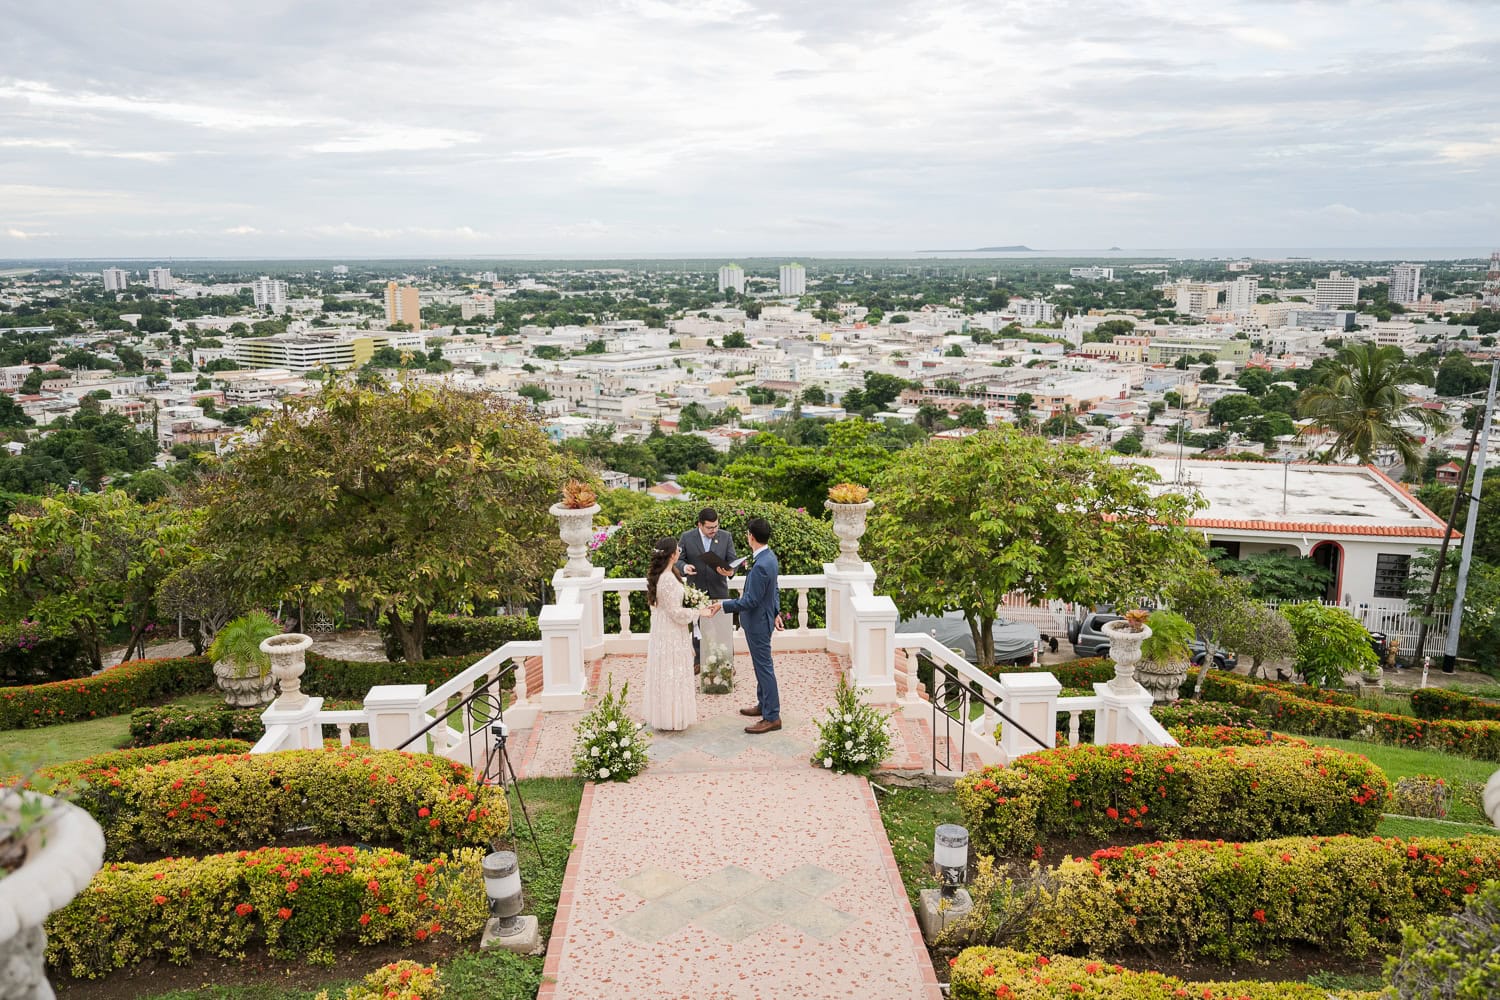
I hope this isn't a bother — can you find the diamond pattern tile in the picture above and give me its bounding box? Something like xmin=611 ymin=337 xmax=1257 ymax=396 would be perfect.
xmin=611 ymin=862 xmax=856 ymax=946
xmin=617 ymin=866 xmax=688 ymax=901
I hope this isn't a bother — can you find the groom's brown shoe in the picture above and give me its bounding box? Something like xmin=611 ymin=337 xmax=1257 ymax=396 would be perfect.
xmin=744 ymin=719 xmax=782 ymax=734
xmin=739 ymin=706 xmax=762 ymax=717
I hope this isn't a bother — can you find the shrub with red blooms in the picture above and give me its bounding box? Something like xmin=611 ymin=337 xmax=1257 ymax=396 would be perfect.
xmin=0 ymin=656 xmax=213 ymax=731
xmin=954 ymin=742 xmax=1386 ymax=857
xmin=1167 ymin=726 xmax=1310 ymax=749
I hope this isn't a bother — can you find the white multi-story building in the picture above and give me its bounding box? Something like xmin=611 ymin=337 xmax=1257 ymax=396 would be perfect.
xmin=1363 ymin=321 xmax=1419 ymax=351
xmin=1069 ymin=266 xmax=1114 ymax=280
xmin=718 ymin=264 xmax=746 ymax=294
xmin=252 ymin=276 xmax=289 ymax=312
xmin=1313 ymin=271 xmax=1360 ymax=310
xmin=1009 ymin=298 xmax=1056 ymax=324
xmin=102 ymin=268 xmax=129 ymax=292
xmin=332 ymin=264 xmax=350 ymax=276
xmin=1226 ymin=276 xmax=1259 ymax=316
xmin=459 ymin=293 xmax=494 ymax=321
xmin=1389 ymin=263 xmax=1424 ymax=305
xmin=1173 ymin=282 xmax=1220 ymax=317
xmin=147 ymin=267 xmax=174 ymax=291
xmin=778 ymin=263 xmax=806 ymax=297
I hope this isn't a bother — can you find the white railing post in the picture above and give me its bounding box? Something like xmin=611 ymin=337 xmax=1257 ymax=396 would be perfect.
xmin=850 ymin=593 xmax=900 ymax=704
xmin=1092 ymin=680 xmax=1157 ymax=745
xmin=996 ymin=672 xmax=1061 ymax=757
xmin=618 ymin=591 xmax=632 ymax=635
xmin=257 ymin=696 xmax=324 ymax=751
xmin=824 ymin=560 xmax=876 ymax=656
xmin=538 ymin=601 xmax=587 ymax=711
xmin=555 ymin=567 xmax=606 ymax=660
xmin=365 ymin=684 xmax=429 ymax=751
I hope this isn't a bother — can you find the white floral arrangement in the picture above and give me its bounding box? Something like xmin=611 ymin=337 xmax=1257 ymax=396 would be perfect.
xmin=572 ymin=676 xmax=649 ymax=782
xmin=681 ymin=583 xmax=712 ymax=610
xmin=811 ymin=674 xmax=893 ymax=776
xmin=700 ymin=644 xmax=734 ymax=694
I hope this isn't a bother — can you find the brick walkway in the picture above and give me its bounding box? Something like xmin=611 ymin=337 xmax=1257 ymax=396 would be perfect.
xmin=526 ymin=651 xmax=943 ymax=1000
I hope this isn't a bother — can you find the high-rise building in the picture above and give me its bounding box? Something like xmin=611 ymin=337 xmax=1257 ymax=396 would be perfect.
xmin=1226 ymin=276 xmax=1259 ymax=316
xmin=718 ymin=264 xmax=745 ymax=294
xmin=1069 ymin=266 xmax=1114 ymax=280
xmin=1173 ymin=282 xmax=1220 ymax=317
xmin=459 ymin=293 xmax=494 ymax=321
xmin=1010 ymin=298 xmax=1056 ymax=323
xmin=148 ymin=267 xmax=174 ymax=291
xmin=1388 ymin=264 xmax=1423 ymax=305
xmin=1313 ymin=271 xmax=1360 ymax=310
xmin=385 ymin=281 xmax=421 ymax=328
xmin=778 ymin=263 xmax=806 ymax=297
xmin=102 ymin=267 xmax=129 ymax=292
xmin=1483 ymin=252 xmax=1500 ymax=309
xmin=252 ymin=276 xmax=288 ymax=312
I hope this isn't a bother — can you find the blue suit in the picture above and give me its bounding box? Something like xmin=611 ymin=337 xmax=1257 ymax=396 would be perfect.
xmin=720 ymin=546 xmax=780 ymax=722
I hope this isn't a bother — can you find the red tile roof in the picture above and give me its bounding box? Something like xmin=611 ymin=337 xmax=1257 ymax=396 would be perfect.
xmin=1183 ymin=516 xmax=1455 ymax=539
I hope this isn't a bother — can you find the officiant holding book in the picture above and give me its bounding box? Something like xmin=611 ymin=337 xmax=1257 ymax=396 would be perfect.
xmin=676 ymin=508 xmax=739 ymax=669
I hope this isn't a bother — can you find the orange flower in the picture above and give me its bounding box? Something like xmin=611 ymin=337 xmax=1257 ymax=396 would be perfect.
xmin=278 ymin=907 xmax=293 ymax=920
xmin=236 ymin=903 xmax=254 ymax=917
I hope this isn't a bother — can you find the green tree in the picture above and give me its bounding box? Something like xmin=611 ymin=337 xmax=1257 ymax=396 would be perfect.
xmin=1435 ymin=351 xmax=1488 ymax=397
xmin=198 ymin=378 xmax=578 ymax=662
xmin=1280 ymin=602 xmax=1378 ymax=687
xmin=682 ymin=419 xmax=897 ymax=513
xmin=1201 ymin=365 xmax=1221 ymax=384
xmin=646 ymin=432 xmax=719 ymax=476
xmin=944 ymin=343 xmax=966 ymax=357
xmin=1236 ymin=368 xmax=1271 ymax=397
xmin=721 ymin=330 xmax=747 ymax=349
xmin=517 ymin=384 xmax=552 ymax=405
xmin=866 ymin=428 xmax=1206 ymax=667
xmin=801 ymin=385 xmax=827 ymax=405
xmin=1209 ymin=394 xmax=1259 ymax=426
xmin=1297 ymin=343 xmax=1450 ymax=466
xmin=0 ymin=394 xmax=34 ymax=428
xmin=1210 ymin=550 xmax=1333 ymax=602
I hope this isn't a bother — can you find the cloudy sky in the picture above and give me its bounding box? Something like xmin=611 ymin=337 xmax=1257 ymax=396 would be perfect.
xmin=1 ymin=0 xmax=1497 ymax=258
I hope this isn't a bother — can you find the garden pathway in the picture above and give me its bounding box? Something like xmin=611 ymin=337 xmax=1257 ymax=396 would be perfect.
xmin=523 ymin=652 xmax=943 ymax=1000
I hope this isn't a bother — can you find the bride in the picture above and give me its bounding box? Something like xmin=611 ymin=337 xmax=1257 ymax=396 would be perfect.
xmin=645 ymin=536 xmax=719 ymax=731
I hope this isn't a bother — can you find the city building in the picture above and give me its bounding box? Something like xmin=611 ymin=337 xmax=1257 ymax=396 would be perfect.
xmin=718 ymin=264 xmax=746 ymax=294
xmin=147 ymin=268 xmax=174 ymax=292
xmin=1388 ymin=263 xmax=1424 ymax=305
xmin=459 ymin=293 xmax=494 ymax=321
xmin=1173 ymin=283 xmax=1220 ymax=317
xmin=232 ymin=333 xmax=414 ymax=372
xmin=778 ymin=263 xmax=806 ymax=297
xmin=1009 ymin=298 xmax=1056 ymax=324
xmin=102 ymin=268 xmax=129 ymax=292
xmin=332 ymin=264 xmax=349 ymax=276
xmin=1361 ymin=321 xmax=1419 ymax=351
xmin=1226 ymin=276 xmax=1259 ymax=316
xmin=1146 ymin=338 xmax=1251 ymax=365
xmin=385 ymin=281 xmax=421 ymax=328
xmin=1069 ymin=266 xmax=1114 ymax=280
xmin=1285 ymin=309 xmax=1357 ymax=331
xmin=252 ymin=276 xmax=289 ymax=312
xmin=1313 ymin=271 xmax=1360 ymax=310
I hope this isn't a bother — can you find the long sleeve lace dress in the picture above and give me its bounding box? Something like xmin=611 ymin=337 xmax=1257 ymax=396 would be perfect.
xmin=644 ymin=571 xmax=701 ymax=731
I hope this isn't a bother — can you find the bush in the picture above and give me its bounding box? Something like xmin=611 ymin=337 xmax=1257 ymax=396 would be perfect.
xmin=1168 ymin=726 xmax=1310 ymax=749
xmin=318 ymin=960 xmax=443 ymax=1000
xmin=0 ymin=617 xmax=88 ymax=686
xmin=1151 ymin=700 xmax=1265 ymax=730
xmin=127 ymin=701 xmax=367 ymax=747
xmin=1389 ymin=774 xmax=1452 ymax=818
xmin=34 ymin=739 xmax=254 ymax=793
xmin=1386 ymin=880 xmax=1500 ymax=1000
xmin=1019 ymin=834 xmax=1500 ymax=961
xmin=1280 ymin=602 xmax=1379 ymax=687
xmin=0 ymin=656 xmax=213 ymax=731
xmin=301 ymin=652 xmax=518 ymax=699
xmin=949 ymin=947 xmax=1379 ymax=1000
xmin=46 ymin=844 xmax=487 ymax=977
xmin=1410 ymin=686 xmax=1500 ymax=722
xmin=378 ymin=613 xmax=540 ymax=662
xmin=75 ymin=747 xmax=509 ymax=860
xmin=955 ymin=743 xmax=1387 ymax=857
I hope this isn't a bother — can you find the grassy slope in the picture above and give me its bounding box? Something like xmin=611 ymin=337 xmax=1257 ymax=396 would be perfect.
xmin=0 ymin=691 xmax=228 ymax=768
xmin=1292 ymin=734 xmax=1499 ymax=832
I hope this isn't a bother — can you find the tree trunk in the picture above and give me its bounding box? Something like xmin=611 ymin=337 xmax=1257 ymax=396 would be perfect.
xmin=83 ymin=623 xmax=103 ymax=674
xmin=386 ymin=607 xmax=429 ymax=662
xmin=966 ymin=613 xmax=996 ymax=670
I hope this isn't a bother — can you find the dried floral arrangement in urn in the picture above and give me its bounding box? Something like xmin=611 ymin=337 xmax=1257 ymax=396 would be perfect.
xmin=826 ymin=482 xmax=870 ymax=505
xmin=561 ymin=478 xmax=598 ymax=509
xmin=1122 ymin=608 xmax=1151 ymax=631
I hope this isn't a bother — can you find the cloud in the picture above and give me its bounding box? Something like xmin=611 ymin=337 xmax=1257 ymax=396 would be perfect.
xmin=5 ymin=227 xmax=56 ymax=239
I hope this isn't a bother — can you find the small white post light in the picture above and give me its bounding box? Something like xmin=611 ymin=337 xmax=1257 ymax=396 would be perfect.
xmin=934 ymin=824 xmax=969 ymax=897
xmin=481 ymin=850 xmax=541 ymax=953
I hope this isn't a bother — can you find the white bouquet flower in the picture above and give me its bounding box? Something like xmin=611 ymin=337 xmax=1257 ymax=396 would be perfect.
xmin=572 ymin=675 xmax=650 ymax=782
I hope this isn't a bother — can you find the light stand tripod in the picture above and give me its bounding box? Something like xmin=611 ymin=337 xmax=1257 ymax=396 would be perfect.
xmin=483 ymin=718 xmax=542 ymax=863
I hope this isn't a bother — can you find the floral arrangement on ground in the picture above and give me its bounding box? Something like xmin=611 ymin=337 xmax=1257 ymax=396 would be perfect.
xmin=812 ymin=674 xmax=892 ymax=776
xmin=573 ymin=676 xmax=649 ymax=781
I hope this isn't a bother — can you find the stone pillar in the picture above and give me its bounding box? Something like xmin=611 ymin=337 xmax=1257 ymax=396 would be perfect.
xmin=365 ymin=684 xmax=430 ymax=751
xmin=259 ymin=696 xmax=325 ymax=749
xmin=824 ymin=561 xmax=876 ymax=657
xmin=538 ymin=603 xmax=587 ymax=711
xmin=996 ymin=672 xmax=1061 ymax=757
xmin=1092 ymin=682 xmax=1155 ymax=745
xmin=850 ymin=593 xmax=900 ymax=704
xmin=554 ymin=567 xmax=606 ymax=660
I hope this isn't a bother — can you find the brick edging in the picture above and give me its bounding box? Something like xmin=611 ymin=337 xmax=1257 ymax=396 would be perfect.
xmin=858 ymin=777 xmax=944 ymax=998
xmin=536 ymin=780 xmax=597 ymax=999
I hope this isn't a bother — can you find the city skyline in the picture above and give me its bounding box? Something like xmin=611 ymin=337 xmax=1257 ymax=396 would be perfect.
xmin=2 ymin=0 xmax=1497 ymax=257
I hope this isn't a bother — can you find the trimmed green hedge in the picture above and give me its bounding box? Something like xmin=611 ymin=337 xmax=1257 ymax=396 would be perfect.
xmin=127 ymin=700 xmax=367 ymax=747
xmin=301 ymin=651 xmax=517 ymax=699
xmin=1151 ymin=700 xmax=1265 ymax=730
xmin=955 ymin=743 xmax=1387 ymax=857
xmin=46 ymin=844 xmax=488 ymax=977
xmin=33 ymin=739 xmax=254 ymax=793
xmin=950 ymin=948 xmax=1378 ymax=1000
xmin=1019 ymin=834 xmax=1500 ymax=961
xmin=1168 ymin=726 xmax=1310 ymax=749
xmin=377 ymin=612 xmax=540 ymax=661
xmin=0 ymin=656 xmax=213 ymax=731
xmin=1410 ymin=687 xmax=1500 ymax=723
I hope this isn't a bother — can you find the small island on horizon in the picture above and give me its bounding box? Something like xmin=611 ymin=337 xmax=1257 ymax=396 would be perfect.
xmin=922 ymin=244 xmax=1037 ymax=253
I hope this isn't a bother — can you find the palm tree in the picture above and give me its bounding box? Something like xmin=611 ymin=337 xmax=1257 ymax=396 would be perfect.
xmin=1297 ymin=343 xmax=1451 ymax=468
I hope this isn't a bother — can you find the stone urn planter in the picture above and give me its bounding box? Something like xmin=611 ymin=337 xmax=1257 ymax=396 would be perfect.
xmin=261 ymin=632 xmax=314 ymax=710
xmin=0 ymin=797 xmax=106 ymax=999
xmin=1136 ymin=656 xmax=1189 ymax=703
xmin=212 ymin=659 xmax=277 ymax=708
xmin=825 ymin=499 xmax=874 ymax=571
xmin=1102 ymin=619 xmax=1151 ymax=694
xmin=550 ymin=502 xmax=601 ymax=578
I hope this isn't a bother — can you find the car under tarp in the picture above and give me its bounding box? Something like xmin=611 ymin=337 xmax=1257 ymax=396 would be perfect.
xmin=898 ymin=611 xmax=1040 ymax=666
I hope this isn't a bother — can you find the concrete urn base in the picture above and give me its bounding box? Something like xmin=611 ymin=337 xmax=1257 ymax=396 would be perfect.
xmin=213 ymin=659 xmax=276 ymax=707
xmin=1135 ymin=659 xmax=1188 ymax=703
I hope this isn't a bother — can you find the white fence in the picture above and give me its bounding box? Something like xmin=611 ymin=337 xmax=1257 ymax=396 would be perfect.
xmin=1259 ymin=598 xmax=1449 ymax=660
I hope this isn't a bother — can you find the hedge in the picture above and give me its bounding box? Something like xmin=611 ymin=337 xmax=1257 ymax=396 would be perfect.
xmin=34 ymin=739 xmax=255 ymax=793
xmin=378 ymin=612 xmax=540 ymax=661
xmin=0 ymin=617 xmax=87 ymax=686
xmin=1168 ymin=726 xmax=1311 ymax=749
xmin=77 ymin=747 xmax=509 ymax=861
xmin=1201 ymin=671 xmax=1500 ymax=761
xmin=1151 ymin=701 xmax=1265 ymax=730
xmin=1019 ymin=834 xmax=1500 ymax=961
xmin=949 ymin=948 xmax=1378 ymax=1000
xmin=1386 ymin=880 xmax=1500 ymax=1000
xmin=0 ymin=656 xmax=213 ymax=731
xmin=127 ymin=700 xmax=368 ymax=747
xmin=301 ymin=652 xmax=518 ymax=700
xmin=1410 ymin=687 xmax=1500 ymax=723
xmin=46 ymin=844 xmax=487 ymax=977
xmin=319 ymin=961 xmax=444 ymax=1000
xmin=955 ymin=743 xmax=1387 ymax=857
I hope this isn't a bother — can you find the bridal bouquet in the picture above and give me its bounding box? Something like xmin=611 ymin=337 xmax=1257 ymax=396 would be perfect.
xmin=573 ymin=676 xmax=650 ymax=782
xmin=682 ymin=584 xmax=713 ymax=610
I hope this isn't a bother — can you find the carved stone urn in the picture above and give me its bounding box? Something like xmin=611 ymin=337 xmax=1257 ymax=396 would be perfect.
xmin=212 ymin=658 xmax=277 ymax=707
xmin=1135 ymin=655 xmax=1189 ymax=703
xmin=261 ymin=632 xmax=314 ymax=710
xmin=549 ymin=502 xmax=601 ymax=578
xmin=1102 ymin=619 xmax=1151 ymax=694
xmin=824 ymin=499 xmax=874 ymax=571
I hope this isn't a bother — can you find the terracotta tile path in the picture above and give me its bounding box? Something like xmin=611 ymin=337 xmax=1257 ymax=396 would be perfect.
xmin=521 ymin=651 xmax=943 ymax=999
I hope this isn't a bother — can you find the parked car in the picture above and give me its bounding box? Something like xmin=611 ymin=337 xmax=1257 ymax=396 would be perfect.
xmin=1066 ymin=612 xmax=1238 ymax=671
xmin=899 ymin=611 xmax=1042 ymax=667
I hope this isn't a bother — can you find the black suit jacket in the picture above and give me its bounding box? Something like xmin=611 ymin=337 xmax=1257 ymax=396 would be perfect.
xmin=675 ymin=527 xmax=738 ymax=600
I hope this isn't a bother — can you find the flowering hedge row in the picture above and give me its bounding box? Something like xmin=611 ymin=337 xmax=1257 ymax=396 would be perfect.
xmin=1013 ymin=658 xmax=1117 ymax=689
xmin=46 ymin=844 xmax=487 ymax=978
xmin=949 ymin=948 xmax=1378 ymax=1000
xmin=954 ymin=743 xmax=1387 ymax=857
xmin=1201 ymin=671 xmax=1500 ymax=761
xmin=318 ymin=960 xmax=444 ymax=1000
xmin=1410 ymin=687 xmax=1500 ymax=723
xmin=1020 ymin=834 xmax=1500 ymax=961
xmin=127 ymin=700 xmax=367 ymax=746
xmin=33 ymin=739 xmax=254 ymax=793
xmin=1167 ymin=726 xmax=1310 ymax=749
xmin=0 ymin=656 xmax=214 ymax=731
xmin=78 ymin=747 xmax=509 ymax=860
xmin=1151 ymin=701 xmax=1266 ymax=730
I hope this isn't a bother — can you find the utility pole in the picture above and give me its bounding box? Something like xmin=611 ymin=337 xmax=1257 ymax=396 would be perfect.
xmin=1413 ymin=413 xmax=1481 ymax=665
xmin=1443 ymin=360 xmax=1499 ymax=672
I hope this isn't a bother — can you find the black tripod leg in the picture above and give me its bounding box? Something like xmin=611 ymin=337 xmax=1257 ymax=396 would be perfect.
xmin=500 ymin=745 xmax=544 ymax=864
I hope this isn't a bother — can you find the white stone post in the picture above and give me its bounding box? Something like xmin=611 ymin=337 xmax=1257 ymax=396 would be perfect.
xmin=554 ymin=567 xmax=606 ymax=660
xmin=365 ymin=684 xmax=430 ymax=751
xmin=824 ymin=561 xmax=876 ymax=656
xmin=1092 ymin=682 xmax=1156 ymax=745
xmin=538 ymin=602 xmax=587 ymax=711
xmin=996 ymin=672 xmax=1061 ymax=757
xmin=259 ymin=696 xmax=325 ymax=749
xmin=849 ymin=593 xmax=900 ymax=704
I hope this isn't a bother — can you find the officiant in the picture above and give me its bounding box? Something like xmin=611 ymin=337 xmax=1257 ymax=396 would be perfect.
xmin=676 ymin=508 xmax=739 ymax=668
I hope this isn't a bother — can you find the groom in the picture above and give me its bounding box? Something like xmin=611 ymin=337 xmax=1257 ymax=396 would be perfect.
xmin=716 ymin=517 xmax=783 ymax=734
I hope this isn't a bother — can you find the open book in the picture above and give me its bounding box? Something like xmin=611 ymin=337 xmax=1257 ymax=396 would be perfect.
xmin=702 ymin=552 xmax=748 ymax=572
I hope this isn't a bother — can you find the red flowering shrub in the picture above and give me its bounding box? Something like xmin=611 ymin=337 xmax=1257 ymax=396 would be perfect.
xmin=45 ymin=844 xmax=488 ymax=977
xmin=0 ymin=656 xmax=213 ymax=731
xmin=954 ymin=743 xmax=1386 ymax=857
xmin=25 ymin=739 xmax=254 ymax=795
xmin=317 ymin=960 xmax=445 ymax=1000
xmin=1410 ymin=687 xmax=1500 ymax=723
xmin=1167 ymin=726 xmax=1310 ymax=749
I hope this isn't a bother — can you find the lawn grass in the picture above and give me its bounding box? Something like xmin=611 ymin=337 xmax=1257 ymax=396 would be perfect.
xmin=1295 ymin=734 xmax=1498 ymax=825
xmin=872 ymin=783 xmax=967 ymax=909
xmin=0 ymin=691 xmax=228 ymax=770
xmin=1376 ymin=814 xmax=1500 ymax=839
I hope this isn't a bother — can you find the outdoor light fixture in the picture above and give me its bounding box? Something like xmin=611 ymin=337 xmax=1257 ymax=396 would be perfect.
xmin=484 ymin=850 xmax=524 ymax=936
xmin=934 ymin=824 xmax=969 ymax=898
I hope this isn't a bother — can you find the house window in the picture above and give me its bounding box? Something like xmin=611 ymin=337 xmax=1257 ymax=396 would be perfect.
xmin=1373 ymin=553 xmax=1410 ymax=599
xmin=1208 ymin=540 xmax=1241 ymax=560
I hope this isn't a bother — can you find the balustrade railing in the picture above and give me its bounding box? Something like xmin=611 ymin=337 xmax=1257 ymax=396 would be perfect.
xmin=601 ymin=574 xmax=827 ymax=640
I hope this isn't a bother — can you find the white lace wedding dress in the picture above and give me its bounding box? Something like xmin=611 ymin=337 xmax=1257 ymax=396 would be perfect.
xmin=644 ymin=571 xmax=700 ymax=731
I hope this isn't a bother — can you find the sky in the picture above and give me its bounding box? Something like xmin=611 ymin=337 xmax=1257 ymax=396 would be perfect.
xmin=1 ymin=0 xmax=1497 ymax=258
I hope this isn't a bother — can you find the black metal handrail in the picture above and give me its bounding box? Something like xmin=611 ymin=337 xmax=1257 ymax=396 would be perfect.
xmin=928 ymin=659 xmax=1051 ymax=774
xmin=396 ymin=663 xmax=515 ymax=783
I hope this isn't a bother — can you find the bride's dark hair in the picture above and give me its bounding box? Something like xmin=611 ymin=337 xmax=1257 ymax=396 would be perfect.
xmin=646 ymin=536 xmax=681 ymax=606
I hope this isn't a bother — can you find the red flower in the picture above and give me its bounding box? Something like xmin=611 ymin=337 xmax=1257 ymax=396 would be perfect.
xmin=278 ymin=907 xmax=293 ymax=920
xmin=1106 ymin=807 xmax=1119 ymax=820
xmin=359 ymin=913 xmax=371 ymax=926
xmin=152 ymin=895 xmax=168 ymax=906
xmin=1252 ymin=909 xmax=1266 ymax=922
xmin=235 ymin=903 xmax=253 ymax=917
xmin=418 ymin=807 xmax=430 ymax=817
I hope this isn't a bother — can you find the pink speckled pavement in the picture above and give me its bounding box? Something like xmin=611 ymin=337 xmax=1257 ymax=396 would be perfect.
xmin=529 ymin=651 xmax=943 ymax=1000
